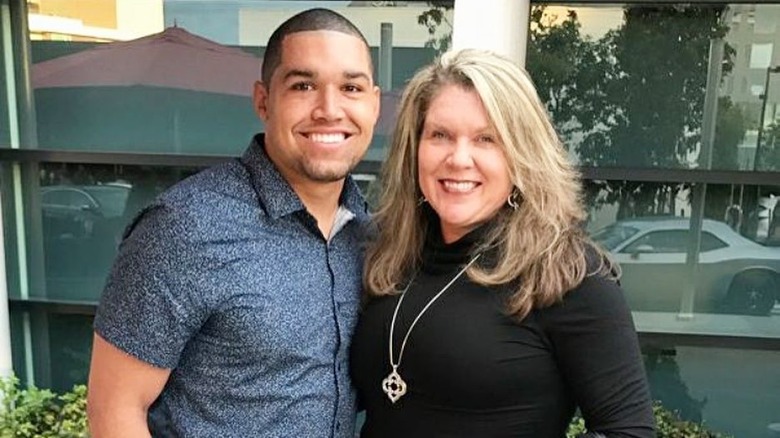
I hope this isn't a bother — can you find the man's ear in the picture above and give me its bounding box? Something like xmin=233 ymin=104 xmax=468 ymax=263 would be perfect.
xmin=253 ymin=81 xmax=269 ymax=121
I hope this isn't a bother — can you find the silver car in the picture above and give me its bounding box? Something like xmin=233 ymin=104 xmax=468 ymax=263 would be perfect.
xmin=41 ymin=183 xmax=131 ymax=239
xmin=591 ymin=217 xmax=780 ymax=315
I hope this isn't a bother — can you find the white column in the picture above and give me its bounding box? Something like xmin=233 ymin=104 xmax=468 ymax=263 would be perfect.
xmin=0 ymin=0 xmax=14 ymax=380
xmin=451 ymin=0 xmax=530 ymax=67
xmin=0 ymin=191 xmax=12 ymax=379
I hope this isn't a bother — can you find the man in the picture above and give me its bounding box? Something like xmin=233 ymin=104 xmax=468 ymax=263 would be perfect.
xmin=87 ymin=8 xmax=380 ymax=437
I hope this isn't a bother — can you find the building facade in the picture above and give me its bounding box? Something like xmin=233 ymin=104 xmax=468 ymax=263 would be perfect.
xmin=1 ymin=0 xmax=779 ymax=436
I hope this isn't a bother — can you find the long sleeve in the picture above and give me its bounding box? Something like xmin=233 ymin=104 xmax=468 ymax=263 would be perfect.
xmin=540 ymin=273 xmax=656 ymax=437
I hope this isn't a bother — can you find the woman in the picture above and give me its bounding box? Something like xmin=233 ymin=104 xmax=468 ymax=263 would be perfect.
xmin=350 ymin=49 xmax=655 ymax=437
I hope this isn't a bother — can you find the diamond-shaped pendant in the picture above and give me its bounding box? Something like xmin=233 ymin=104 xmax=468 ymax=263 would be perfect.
xmin=381 ymin=368 xmax=407 ymax=403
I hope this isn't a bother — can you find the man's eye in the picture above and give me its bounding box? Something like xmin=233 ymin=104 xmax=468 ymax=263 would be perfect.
xmin=291 ymin=82 xmax=314 ymax=91
xmin=343 ymin=84 xmax=363 ymax=93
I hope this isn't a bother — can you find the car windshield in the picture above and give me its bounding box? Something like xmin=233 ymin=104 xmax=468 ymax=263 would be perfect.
xmin=591 ymin=224 xmax=640 ymax=251
xmin=82 ymin=185 xmax=130 ymax=218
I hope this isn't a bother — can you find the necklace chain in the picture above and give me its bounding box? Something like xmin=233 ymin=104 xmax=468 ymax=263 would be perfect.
xmin=381 ymin=253 xmax=481 ymax=403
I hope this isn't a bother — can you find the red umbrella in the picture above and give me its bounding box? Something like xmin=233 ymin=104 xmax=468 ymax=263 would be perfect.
xmin=31 ymin=26 xmax=401 ymax=152
xmin=32 ymin=26 xmax=261 ymax=97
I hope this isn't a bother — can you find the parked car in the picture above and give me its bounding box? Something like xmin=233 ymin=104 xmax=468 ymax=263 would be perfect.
xmin=41 ymin=183 xmax=131 ymax=240
xmin=591 ymin=217 xmax=780 ymax=316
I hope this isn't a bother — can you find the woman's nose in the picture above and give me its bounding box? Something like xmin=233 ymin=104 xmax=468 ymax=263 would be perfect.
xmin=446 ymin=139 xmax=474 ymax=168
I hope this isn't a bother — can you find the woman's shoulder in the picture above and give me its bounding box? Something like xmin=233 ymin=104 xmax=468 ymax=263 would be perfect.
xmin=537 ymin=245 xmax=632 ymax=326
xmin=582 ymin=241 xmax=618 ymax=278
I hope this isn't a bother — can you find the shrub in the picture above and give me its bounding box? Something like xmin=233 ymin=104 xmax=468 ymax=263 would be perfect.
xmin=0 ymin=376 xmax=88 ymax=438
xmin=566 ymin=401 xmax=732 ymax=437
xmin=0 ymin=375 xmax=732 ymax=438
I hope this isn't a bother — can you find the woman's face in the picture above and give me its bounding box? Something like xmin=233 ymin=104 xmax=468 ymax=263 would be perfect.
xmin=417 ymin=84 xmax=513 ymax=243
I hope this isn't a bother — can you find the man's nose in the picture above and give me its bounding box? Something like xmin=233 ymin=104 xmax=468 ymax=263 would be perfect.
xmin=312 ymin=87 xmax=344 ymax=121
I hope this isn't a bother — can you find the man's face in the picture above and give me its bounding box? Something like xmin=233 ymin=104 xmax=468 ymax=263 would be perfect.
xmin=254 ymin=30 xmax=380 ymax=189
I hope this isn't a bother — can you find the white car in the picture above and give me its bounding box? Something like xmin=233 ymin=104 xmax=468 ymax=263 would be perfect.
xmin=591 ymin=217 xmax=780 ymax=315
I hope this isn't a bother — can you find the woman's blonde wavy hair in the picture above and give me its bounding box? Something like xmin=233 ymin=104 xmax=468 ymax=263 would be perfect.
xmin=364 ymin=49 xmax=615 ymax=320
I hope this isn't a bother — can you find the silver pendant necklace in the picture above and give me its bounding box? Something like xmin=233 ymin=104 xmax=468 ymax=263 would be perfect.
xmin=382 ymin=253 xmax=482 ymax=404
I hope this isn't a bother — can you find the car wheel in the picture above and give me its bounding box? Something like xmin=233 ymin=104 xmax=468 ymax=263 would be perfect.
xmin=725 ymin=271 xmax=777 ymax=316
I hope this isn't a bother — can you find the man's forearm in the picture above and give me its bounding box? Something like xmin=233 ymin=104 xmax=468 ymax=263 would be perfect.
xmin=88 ymin=406 xmax=152 ymax=438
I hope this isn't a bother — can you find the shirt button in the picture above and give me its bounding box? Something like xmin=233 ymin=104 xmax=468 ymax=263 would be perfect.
xmin=336 ymin=422 xmax=341 ymax=431
xmin=337 ymin=363 xmax=342 ymax=372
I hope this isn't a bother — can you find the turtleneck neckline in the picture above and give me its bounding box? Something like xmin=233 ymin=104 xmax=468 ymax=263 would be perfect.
xmin=420 ymin=205 xmax=493 ymax=275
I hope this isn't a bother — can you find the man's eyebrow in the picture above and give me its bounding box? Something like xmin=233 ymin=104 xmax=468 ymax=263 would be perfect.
xmin=281 ymin=69 xmax=371 ymax=83
xmin=282 ymin=69 xmax=315 ymax=81
xmin=344 ymin=71 xmax=372 ymax=82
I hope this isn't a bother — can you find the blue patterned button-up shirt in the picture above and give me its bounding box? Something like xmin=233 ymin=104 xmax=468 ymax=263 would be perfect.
xmin=94 ymin=134 xmax=370 ymax=437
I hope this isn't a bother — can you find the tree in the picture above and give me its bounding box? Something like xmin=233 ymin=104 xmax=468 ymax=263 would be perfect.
xmin=759 ymin=121 xmax=780 ymax=171
xmin=703 ymin=97 xmax=748 ymax=225
xmin=417 ymin=1 xmax=453 ymax=52
xmin=525 ymin=7 xmax=600 ymax=144
xmin=712 ymin=97 xmax=746 ymax=170
xmin=577 ymin=7 xmax=730 ymax=167
xmin=572 ymin=6 xmax=733 ymax=219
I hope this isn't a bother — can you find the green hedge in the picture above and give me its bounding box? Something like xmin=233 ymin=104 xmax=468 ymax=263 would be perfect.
xmin=0 ymin=377 xmax=87 ymax=438
xmin=566 ymin=403 xmax=732 ymax=437
xmin=0 ymin=376 xmax=731 ymax=437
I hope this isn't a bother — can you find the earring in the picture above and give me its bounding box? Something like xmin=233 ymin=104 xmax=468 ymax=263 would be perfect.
xmin=507 ymin=190 xmax=520 ymax=211
xmin=417 ymin=196 xmax=428 ymax=206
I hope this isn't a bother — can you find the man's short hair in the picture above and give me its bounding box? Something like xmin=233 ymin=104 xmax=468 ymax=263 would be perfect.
xmin=261 ymin=8 xmax=372 ymax=87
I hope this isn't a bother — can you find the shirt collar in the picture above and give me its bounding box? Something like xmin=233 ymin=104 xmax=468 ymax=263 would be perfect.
xmin=240 ymin=134 xmax=369 ymax=220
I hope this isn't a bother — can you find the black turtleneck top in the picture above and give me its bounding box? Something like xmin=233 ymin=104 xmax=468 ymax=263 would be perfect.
xmin=350 ymin=223 xmax=655 ymax=438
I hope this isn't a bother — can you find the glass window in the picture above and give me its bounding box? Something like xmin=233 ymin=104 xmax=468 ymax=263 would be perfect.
xmin=700 ymin=231 xmax=728 ymax=252
xmin=2 ymin=3 xmax=779 ymax=437
xmin=527 ymin=3 xmax=780 ymax=172
xmin=0 ymin=63 xmax=8 ymax=147
xmin=18 ymin=0 xmax=447 ymax=157
xmin=622 ymin=230 xmax=689 ymax=254
xmin=750 ymin=43 xmax=773 ymax=69
xmin=642 ymin=346 xmax=780 ymax=437
xmin=586 ymin=180 xmax=780 ymax=318
xmin=591 ymin=224 xmax=639 ymax=251
xmin=36 ymin=162 xmax=203 ymax=302
xmin=619 ymin=230 xmax=726 ymax=254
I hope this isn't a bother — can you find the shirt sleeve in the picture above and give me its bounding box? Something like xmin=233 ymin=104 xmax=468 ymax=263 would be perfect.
xmin=540 ymin=273 xmax=656 ymax=438
xmin=94 ymin=203 xmax=210 ymax=369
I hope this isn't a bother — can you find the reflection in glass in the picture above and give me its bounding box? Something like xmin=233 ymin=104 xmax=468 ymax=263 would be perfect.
xmin=24 ymin=1 xmax=451 ymax=156
xmin=0 ymin=48 xmax=8 ymax=147
xmin=591 ymin=223 xmax=640 ymax=251
xmin=528 ymin=4 xmax=780 ymax=173
xmin=645 ymin=346 xmax=780 ymax=437
xmin=592 ymin=215 xmax=779 ymax=315
xmin=38 ymin=163 xmax=203 ymax=302
xmin=586 ymin=181 xmax=780 ymax=317
xmin=32 ymin=27 xmax=262 ymax=155
xmin=48 ymin=314 xmax=94 ymax=393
